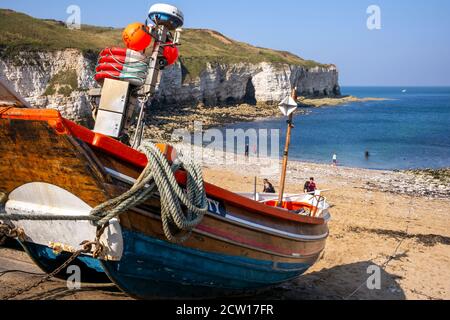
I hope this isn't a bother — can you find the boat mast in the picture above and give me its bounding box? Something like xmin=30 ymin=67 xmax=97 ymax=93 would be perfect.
xmin=132 ymin=26 xmax=168 ymax=149
xmin=277 ymin=87 xmax=298 ymax=207
xmin=89 ymin=4 xmax=183 ymax=149
xmin=132 ymin=4 xmax=184 ymax=149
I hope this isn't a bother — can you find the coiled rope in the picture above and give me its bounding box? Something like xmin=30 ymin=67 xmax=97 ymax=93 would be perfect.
xmin=0 ymin=142 xmax=208 ymax=243
xmin=91 ymin=141 xmax=208 ymax=242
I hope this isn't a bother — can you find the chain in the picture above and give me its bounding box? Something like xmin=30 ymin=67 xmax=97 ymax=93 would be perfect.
xmin=0 ymin=222 xmax=25 ymax=245
xmin=2 ymin=248 xmax=81 ymax=300
xmin=1 ymin=225 xmax=107 ymax=300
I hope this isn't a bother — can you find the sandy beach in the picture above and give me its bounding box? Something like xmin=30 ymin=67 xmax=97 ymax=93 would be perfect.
xmin=1 ymin=148 xmax=449 ymax=300
xmin=202 ymin=163 xmax=450 ymax=300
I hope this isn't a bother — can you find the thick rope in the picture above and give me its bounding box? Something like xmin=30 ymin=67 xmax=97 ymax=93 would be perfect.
xmin=0 ymin=143 xmax=207 ymax=243
xmin=90 ymin=141 xmax=208 ymax=243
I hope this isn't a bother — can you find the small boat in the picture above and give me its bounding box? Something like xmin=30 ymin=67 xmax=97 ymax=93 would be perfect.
xmin=0 ymin=4 xmax=331 ymax=299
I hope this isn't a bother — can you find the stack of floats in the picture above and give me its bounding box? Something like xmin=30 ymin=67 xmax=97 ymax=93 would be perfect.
xmin=95 ymin=48 xmax=149 ymax=87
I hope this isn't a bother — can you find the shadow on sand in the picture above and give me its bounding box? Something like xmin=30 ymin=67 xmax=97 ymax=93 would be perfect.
xmin=253 ymin=261 xmax=406 ymax=300
xmin=1 ymin=241 xmax=406 ymax=300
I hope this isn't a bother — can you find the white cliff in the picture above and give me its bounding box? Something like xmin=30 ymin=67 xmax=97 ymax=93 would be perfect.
xmin=0 ymin=49 xmax=340 ymax=124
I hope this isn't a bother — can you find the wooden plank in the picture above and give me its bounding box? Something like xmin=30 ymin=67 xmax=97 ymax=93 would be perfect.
xmin=0 ymin=119 xmax=109 ymax=207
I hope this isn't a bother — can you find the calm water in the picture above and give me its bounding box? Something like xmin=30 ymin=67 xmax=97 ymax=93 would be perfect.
xmin=223 ymin=87 xmax=450 ymax=170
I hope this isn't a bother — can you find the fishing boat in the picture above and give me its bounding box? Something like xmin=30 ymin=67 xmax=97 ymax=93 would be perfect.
xmin=0 ymin=4 xmax=331 ymax=299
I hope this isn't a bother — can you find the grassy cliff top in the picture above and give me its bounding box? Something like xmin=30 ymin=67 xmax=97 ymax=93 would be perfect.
xmin=0 ymin=9 xmax=327 ymax=79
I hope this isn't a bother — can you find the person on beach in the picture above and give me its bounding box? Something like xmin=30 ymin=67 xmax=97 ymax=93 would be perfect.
xmin=245 ymin=143 xmax=250 ymax=158
xmin=263 ymin=179 xmax=276 ymax=194
xmin=307 ymin=177 xmax=317 ymax=193
xmin=304 ymin=181 xmax=310 ymax=193
xmin=332 ymin=153 xmax=338 ymax=166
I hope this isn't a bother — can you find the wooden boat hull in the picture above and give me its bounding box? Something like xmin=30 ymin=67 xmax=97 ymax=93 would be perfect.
xmin=0 ymin=107 xmax=330 ymax=299
xmin=101 ymin=228 xmax=312 ymax=299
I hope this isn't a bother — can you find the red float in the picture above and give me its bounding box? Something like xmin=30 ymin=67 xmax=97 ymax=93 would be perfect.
xmin=96 ymin=63 xmax=124 ymax=73
xmin=100 ymin=47 xmax=128 ymax=57
xmin=163 ymin=42 xmax=179 ymax=65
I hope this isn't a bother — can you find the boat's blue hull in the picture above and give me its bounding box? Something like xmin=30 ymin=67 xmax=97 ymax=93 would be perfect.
xmin=20 ymin=241 xmax=110 ymax=283
xmin=100 ymin=229 xmax=312 ymax=299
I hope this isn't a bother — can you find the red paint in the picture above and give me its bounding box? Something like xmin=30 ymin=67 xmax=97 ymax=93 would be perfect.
xmin=265 ymin=200 xmax=312 ymax=212
xmin=62 ymin=118 xmax=149 ymax=167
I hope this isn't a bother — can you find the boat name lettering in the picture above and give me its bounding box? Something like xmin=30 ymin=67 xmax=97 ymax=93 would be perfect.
xmin=206 ymin=198 xmax=226 ymax=217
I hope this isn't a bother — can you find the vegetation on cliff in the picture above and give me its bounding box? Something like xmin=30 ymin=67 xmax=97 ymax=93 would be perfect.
xmin=43 ymin=69 xmax=78 ymax=97
xmin=0 ymin=9 xmax=326 ymax=80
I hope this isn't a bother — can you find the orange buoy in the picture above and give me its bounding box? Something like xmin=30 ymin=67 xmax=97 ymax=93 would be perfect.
xmin=122 ymin=22 xmax=152 ymax=51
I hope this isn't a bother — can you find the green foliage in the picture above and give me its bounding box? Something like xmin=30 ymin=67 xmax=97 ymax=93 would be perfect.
xmin=44 ymin=69 xmax=78 ymax=96
xmin=0 ymin=9 xmax=123 ymax=53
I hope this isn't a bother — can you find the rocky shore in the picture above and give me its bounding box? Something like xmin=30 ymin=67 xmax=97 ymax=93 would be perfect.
xmin=174 ymin=144 xmax=450 ymax=200
xmin=364 ymin=168 xmax=450 ymax=199
xmin=298 ymin=95 xmax=389 ymax=108
xmin=141 ymin=102 xmax=294 ymax=141
xmin=142 ymin=96 xmax=384 ymax=141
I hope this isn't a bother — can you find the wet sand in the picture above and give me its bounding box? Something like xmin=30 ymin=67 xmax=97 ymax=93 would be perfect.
xmin=1 ymin=158 xmax=449 ymax=300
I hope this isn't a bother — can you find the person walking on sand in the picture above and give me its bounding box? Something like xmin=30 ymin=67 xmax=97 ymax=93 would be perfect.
xmin=332 ymin=153 xmax=338 ymax=166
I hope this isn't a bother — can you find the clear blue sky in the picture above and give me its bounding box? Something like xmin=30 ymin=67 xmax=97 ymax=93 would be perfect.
xmin=2 ymin=0 xmax=450 ymax=86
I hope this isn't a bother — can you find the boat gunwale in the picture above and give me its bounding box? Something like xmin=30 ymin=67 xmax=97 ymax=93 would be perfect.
xmin=0 ymin=107 xmax=326 ymax=226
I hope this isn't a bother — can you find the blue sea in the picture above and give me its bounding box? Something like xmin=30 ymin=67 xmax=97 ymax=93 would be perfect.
xmin=223 ymin=87 xmax=450 ymax=170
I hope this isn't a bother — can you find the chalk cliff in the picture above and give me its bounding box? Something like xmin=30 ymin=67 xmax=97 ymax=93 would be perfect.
xmin=0 ymin=9 xmax=340 ymax=126
xmin=0 ymin=49 xmax=339 ymax=125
